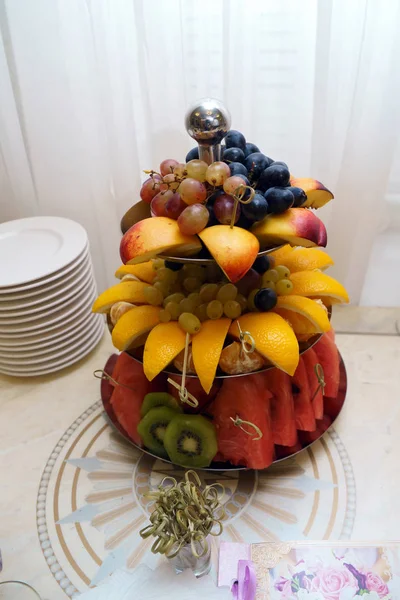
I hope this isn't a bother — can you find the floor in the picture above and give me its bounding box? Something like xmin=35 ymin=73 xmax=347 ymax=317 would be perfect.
xmin=0 ymin=308 xmax=400 ymax=599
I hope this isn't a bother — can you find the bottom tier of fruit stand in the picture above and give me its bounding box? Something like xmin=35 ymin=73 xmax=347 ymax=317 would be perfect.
xmin=100 ymin=351 xmax=347 ymax=471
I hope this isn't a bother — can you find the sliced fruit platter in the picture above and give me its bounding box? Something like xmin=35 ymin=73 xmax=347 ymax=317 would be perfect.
xmin=93 ymin=103 xmax=349 ymax=470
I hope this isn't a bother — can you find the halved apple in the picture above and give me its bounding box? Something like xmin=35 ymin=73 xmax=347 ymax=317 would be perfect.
xmin=251 ymin=208 xmax=327 ymax=248
xmin=120 ymin=217 xmax=202 ymax=264
xmin=198 ymin=225 xmax=259 ymax=283
xmin=290 ymin=177 xmax=334 ymax=209
xmin=120 ymin=200 xmax=151 ymax=234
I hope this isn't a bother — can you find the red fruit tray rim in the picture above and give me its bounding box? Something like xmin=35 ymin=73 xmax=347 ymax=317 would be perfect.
xmin=100 ymin=351 xmax=347 ymax=471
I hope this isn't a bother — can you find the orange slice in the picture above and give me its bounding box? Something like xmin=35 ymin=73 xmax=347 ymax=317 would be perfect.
xmin=274 ymin=295 xmax=330 ymax=333
xmin=268 ymin=244 xmax=293 ymax=261
xmin=192 ymin=318 xmax=231 ymax=393
xmin=198 ymin=225 xmax=259 ymax=283
xmin=219 ymin=341 xmax=265 ymax=374
xmin=120 ymin=217 xmax=202 ymax=265
xmin=289 ymin=271 xmax=349 ymax=304
xmin=229 ymin=312 xmax=299 ymax=375
xmin=114 ymin=261 xmax=157 ymax=283
xmin=111 ymin=305 xmax=161 ymax=351
xmin=274 ymin=308 xmax=318 ymax=336
xmin=92 ymin=281 xmax=151 ymax=313
xmin=143 ymin=322 xmax=187 ymax=381
xmin=274 ymin=248 xmax=334 ymax=272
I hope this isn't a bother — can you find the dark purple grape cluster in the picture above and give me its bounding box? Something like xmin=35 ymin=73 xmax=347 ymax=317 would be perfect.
xmin=208 ymin=129 xmax=306 ymax=223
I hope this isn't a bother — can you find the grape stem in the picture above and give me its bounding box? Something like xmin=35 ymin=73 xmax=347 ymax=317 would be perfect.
xmin=143 ymin=169 xmax=161 ymax=177
xmin=143 ymin=169 xmax=185 ymax=191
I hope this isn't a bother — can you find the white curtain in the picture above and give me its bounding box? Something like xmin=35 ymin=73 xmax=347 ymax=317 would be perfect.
xmin=1 ymin=0 xmax=400 ymax=303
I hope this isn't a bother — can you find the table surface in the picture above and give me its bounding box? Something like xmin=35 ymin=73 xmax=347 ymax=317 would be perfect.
xmin=1 ymin=309 xmax=400 ymax=599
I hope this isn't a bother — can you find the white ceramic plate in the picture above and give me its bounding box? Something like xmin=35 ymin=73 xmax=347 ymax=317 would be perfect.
xmin=0 ymin=325 xmax=104 ymax=376
xmin=0 ymin=242 xmax=89 ymax=297
xmin=0 ymin=318 xmax=104 ymax=366
xmin=0 ymin=276 xmax=95 ymax=325
xmin=0 ymin=216 xmax=88 ymax=287
xmin=0 ymin=240 xmax=89 ymax=296
xmin=0 ymin=314 xmax=103 ymax=357
xmin=0 ymin=263 xmax=93 ymax=318
xmin=0 ymin=254 xmax=92 ymax=310
xmin=0 ymin=310 xmax=102 ymax=348
xmin=0 ymin=284 xmax=97 ymax=336
xmin=0 ymin=277 xmax=94 ymax=331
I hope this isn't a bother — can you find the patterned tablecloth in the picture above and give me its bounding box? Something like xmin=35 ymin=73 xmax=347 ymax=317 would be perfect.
xmin=37 ymin=400 xmax=355 ymax=597
xmin=2 ymin=327 xmax=399 ymax=600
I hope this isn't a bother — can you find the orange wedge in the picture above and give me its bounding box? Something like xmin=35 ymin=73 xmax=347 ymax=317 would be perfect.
xmin=229 ymin=312 xmax=299 ymax=375
xmin=111 ymin=305 xmax=161 ymax=351
xmin=192 ymin=318 xmax=231 ymax=393
xmin=120 ymin=217 xmax=202 ymax=264
xmin=114 ymin=261 xmax=157 ymax=283
xmin=289 ymin=271 xmax=349 ymax=304
xmin=274 ymin=296 xmax=330 ymax=333
xmin=274 ymin=308 xmax=319 ymax=336
xmin=268 ymin=244 xmax=293 ymax=261
xmin=274 ymin=248 xmax=334 ymax=272
xmin=198 ymin=225 xmax=259 ymax=283
xmin=143 ymin=322 xmax=187 ymax=381
xmin=92 ymin=281 xmax=151 ymax=313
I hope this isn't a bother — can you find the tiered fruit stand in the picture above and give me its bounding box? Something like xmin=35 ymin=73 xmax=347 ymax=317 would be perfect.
xmin=93 ymin=98 xmax=349 ymax=471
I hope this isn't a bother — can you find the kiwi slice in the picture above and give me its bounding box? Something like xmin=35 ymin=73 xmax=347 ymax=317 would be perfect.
xmin=164 ymin=415 xmax=218 ymax=468
xmin=140 ymin=392 xmax=182 ymax=417
xmin=137 ymin=407 xmax=177 ymax=457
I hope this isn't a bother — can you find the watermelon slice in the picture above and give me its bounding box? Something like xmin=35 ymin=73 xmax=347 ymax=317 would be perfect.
xmin=110 ymin=352 xmax=167 ymax=446
xmin=326 ymin=328 xmax=335 ymax=343
xmin=275 ymin=442 xmax=303 ymax=460
xmin=324 ymin=394 xmax=344 ymax=419
xmin=168 ymin=375 xmax=221 ymax=414
xmin=211 ymin=372 xmax=274 ymax=469
xmin=101 ymin=354 xmax=118 ymax=404
xmin=262 ymin=369 xmax=297 ymax=447
xmin=313 ymin=332 xmax=340 ymax=398
xmin=302 ymin=348 xmax=324 ymax=420
xmin=292 ymin=357 xmax=316 ymax=432
xmin=298 ymin=414 xmax=332 ymax=445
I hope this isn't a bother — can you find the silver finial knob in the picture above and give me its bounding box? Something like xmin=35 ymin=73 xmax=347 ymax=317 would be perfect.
xmin=185 ymin=98 xmax=231 ymax=164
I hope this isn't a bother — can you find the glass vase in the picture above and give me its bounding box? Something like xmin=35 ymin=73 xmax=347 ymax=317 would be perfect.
xmin=169 ymin=537 xmax=211 ymax=577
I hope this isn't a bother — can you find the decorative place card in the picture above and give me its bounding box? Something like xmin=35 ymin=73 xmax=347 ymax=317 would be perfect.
xmin=219 ymin=542 xmax=400 ymax=600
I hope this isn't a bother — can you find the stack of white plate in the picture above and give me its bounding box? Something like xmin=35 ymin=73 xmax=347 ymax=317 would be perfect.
xmin=0 ymin=216 xmax=104 ymax=377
